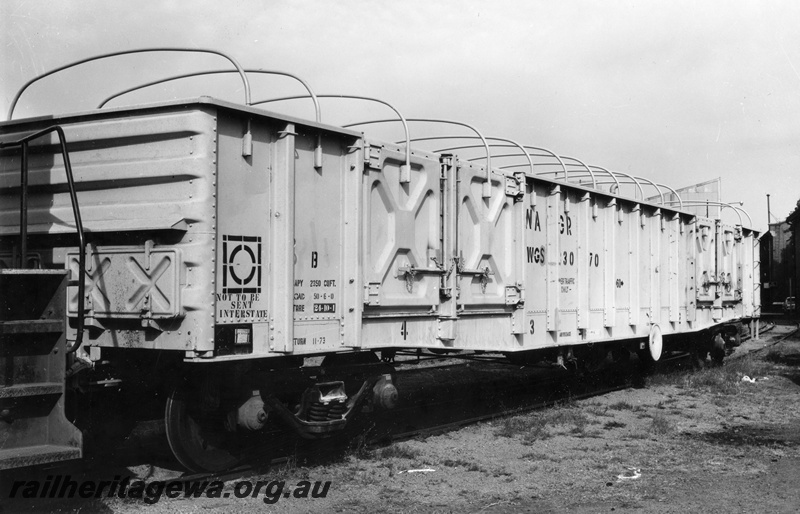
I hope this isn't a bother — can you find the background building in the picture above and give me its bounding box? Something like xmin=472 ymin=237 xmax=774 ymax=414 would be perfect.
xmin=762 ymin=221 xmax=793 ymax=310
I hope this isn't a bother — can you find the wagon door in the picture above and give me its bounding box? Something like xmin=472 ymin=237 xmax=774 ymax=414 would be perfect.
xmin=360 ymin=143 xmax=443 ymax=347
xmin=739 ymin=228 xmax=758 ymax=318
xmin=694 ymin=218 xmax=720 ymax=320
xmin=454 ymin=160 xmax=524 ymax=344
xmin=718 ymin=224 xmax=739 ymax=308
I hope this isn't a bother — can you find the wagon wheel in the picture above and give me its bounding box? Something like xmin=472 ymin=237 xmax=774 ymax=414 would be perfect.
xmin=578 ymin=346 xmax=611 ymax=375
xmin=693 ymin=347 xmax=710 ymax=369
xmin=165 ymin=381 xmax=243 ymax=473
xmin=710 ymin=333 xmax=726 ymax=366
xmin=610 ymin=347 xmax=631 ymax=364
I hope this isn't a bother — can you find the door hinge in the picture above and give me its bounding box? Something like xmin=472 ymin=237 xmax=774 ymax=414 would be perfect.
xmin=505 ymin=173 xmax=525 ymax=200
xmin=364 ymin=282 xmax=381 ymax=306
xmin=365 ymin=143 xmax=382 ymax=170
xmin=505 ymin=283 xmax=524 ymax=307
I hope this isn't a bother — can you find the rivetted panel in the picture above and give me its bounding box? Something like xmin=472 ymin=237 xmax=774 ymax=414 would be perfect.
xmin=362 ymin=143 xmax=441 ymax=310
xmin=0 ymin=107 xmax=219 ymax=353
xmin=0 ymin=109 xmax=217 ymax=236
xmin=456 ymin=162 xmax=517 ymax=310
xmin=694 ymin=217 xmax=717 ymax=305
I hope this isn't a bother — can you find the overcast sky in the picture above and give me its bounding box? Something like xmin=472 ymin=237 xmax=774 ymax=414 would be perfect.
xmin=2 ymin=0 xmax=798 ymax=230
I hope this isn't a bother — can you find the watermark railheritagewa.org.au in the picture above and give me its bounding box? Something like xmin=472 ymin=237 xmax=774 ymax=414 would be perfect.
xmin=7 ymin=475 xmax=332 ymax=504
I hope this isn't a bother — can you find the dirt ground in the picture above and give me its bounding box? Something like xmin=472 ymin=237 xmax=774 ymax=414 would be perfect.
xmin=4 ymin=325 xmax=799 ymax=513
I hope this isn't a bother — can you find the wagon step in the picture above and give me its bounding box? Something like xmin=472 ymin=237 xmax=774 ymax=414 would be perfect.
xmin=0 ymin=269 xmax=82 ymax=470
xmin=0 ymin=319 xmax=63 ymax=335
xmin=0 ymin=382 xmax=63 ymax=399
xmin=0 ymin=444 xmax=82 ymax=470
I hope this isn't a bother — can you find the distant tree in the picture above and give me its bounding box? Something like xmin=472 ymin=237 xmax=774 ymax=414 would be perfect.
xmin=787 ymin=198 xmax=800 ymax=257
xmin=788 ymin=198 xmax=800 ymax=231
xmin=786 ymin=198 xmax=800 ymax=308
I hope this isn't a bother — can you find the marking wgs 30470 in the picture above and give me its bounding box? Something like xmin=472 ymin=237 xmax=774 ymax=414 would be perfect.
xmin=523 ymin=209 xmax=601 ymax=268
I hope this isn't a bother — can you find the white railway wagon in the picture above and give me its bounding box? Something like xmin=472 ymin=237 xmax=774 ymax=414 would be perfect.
xmin=0 ymin=51 xmax=760 ymax=472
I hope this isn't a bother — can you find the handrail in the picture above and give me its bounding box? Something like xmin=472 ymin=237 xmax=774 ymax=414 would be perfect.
xmin=0 ymin=126 xmax=86 ymax=353
xmin=632 ymin=175 xmax=664 ymax=204
xmin=585 ymin=165 xmax=620 ymax=193
xmin=251 ymin=94 xmax=411 ymax=181
xmin=397 ymin=136 xmax=534 ymax=175
xmin=605 ymin=170 xmax=644 ymax=200
xmin=344 ymin=118 xmax=493 ymax=197
xmin=428 ymin=139 xmax=568 ymax=182
xmin=558 ymin=156 xmax=595 ymax=189
xmin=655 ymin=183 xmax=682 ymax=210
xmin=8 ymin=48 xmax=251 ymax=120
xmin=97 ymin=69 xmax=321 ymax=123
xmin=661 ymin=200 xmax=752 ymax=227
xmin=537 ymin=167 xmax=645 ymax=200
xmin=475 ymin=137 xmax=535 ymax=176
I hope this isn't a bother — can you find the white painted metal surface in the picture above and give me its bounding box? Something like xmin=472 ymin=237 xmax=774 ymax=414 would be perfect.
xmin=0 ymin=98 xmax=760 ymax=361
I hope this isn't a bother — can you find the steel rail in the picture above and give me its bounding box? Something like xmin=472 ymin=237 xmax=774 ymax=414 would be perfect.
xmin=122 ymin=333 xmax=785 ymax=482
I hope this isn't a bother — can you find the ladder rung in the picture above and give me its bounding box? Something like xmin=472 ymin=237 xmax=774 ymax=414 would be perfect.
xmin=0 ymin=445 xmax=81 ymax=470
xmin=0 ymin=382 xmax=63 ymax=399
xmin=0 ymin=320 xmax=63 ymax=334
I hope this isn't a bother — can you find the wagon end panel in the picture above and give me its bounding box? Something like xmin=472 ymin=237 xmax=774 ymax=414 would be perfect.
xmin=212 ymin=112 xmax=272 ymax=356
xmin=0 ymin=107 xmax=220 ymax=355
xmin=213 ymin=113 xmax=361 ymax=358
xmin=288 ymin=127 xmax=361 ymax=355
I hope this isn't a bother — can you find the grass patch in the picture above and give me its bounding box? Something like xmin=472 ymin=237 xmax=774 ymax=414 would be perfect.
xmin=608 ymin=401 xmax=643 ymax=412
xmin=649 ymin=355 xmax=771 ymax=395
xmin=495 ymin=406 xmax=592 ymax=441
xmin=521 ymin=451 xmax=549 ymax=460
xmin=442 ymin=458 xmax=485 ymax=472
xmin=586 ymin=405 xmax=614 ymax=417
xmin=495 ymin=415 xmax=550 ymax=441
xmin=764 ymin=350 xmax=784 ymax=364
xmin=711 ymin=396 xmax=730 ymax=407
xmin=650 ymin=413 xmax=673 ymax=435
xmin=373 ymin=444 xmax=421 ymax=460
xmin=763 ymin=349 xmax=800 ymax=366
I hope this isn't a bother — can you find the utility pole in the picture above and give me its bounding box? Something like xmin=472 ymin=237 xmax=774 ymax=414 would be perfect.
xmin=767 ymin=194 xmax=771 ymax=226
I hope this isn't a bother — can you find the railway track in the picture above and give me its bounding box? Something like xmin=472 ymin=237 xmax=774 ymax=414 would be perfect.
xmin=151 ymin=322 xmax=795 ymax=485
xmin=168 ymin=350 xmax=689 ymax=484
xmin=21 ymin=322 xmax=788 ymax=489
